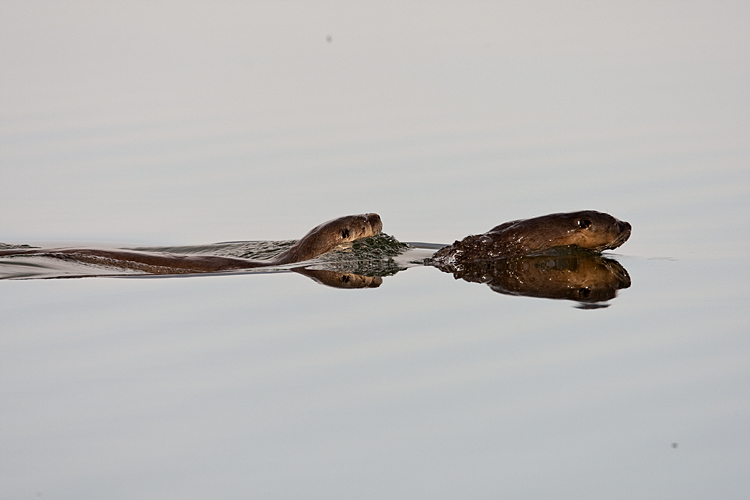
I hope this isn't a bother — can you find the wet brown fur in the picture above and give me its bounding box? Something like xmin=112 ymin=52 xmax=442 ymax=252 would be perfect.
xmin=0 ymin=213 xmax=383 ymax=275
xmin=431 ymin=211 xmax=631 ymax=270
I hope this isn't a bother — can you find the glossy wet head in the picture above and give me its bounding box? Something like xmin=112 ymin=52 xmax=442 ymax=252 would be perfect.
xmin=361 ymin=213 xmax=384 ymax=239
xmin=322 ymin=213 xmax=382 ymax=241
xmin=275 ymin=213 xmax=383 ymax=264
xmin=514 ymin=210 xmax=631 ymax=252
xmin=559 ymin=211 xmax=631 ymax=251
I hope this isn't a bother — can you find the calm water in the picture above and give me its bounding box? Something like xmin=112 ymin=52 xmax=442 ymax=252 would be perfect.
xmin=1 ymin=2 xmax=749 ymax=499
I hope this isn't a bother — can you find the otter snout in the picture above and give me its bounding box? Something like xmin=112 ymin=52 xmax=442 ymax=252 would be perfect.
xmin=609 ymin=219 xmax=632 ymax=249
xmin=617 ymin=219 xmax=631 ymax=240
xmin=365 ymin=213 xmax=383 ymax=235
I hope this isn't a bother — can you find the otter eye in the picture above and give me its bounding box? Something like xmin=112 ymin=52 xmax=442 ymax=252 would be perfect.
xmin=579 ymin=287 xmax=591 ymax=298
xmin=341 ymin=228 xmax=350 ymax=239
xmin=578 ymin=219 xmax=592 ymax=229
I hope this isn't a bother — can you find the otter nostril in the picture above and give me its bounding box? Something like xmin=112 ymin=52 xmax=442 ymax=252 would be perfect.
xmin=341 ymin=229 xmax=350 ymax=239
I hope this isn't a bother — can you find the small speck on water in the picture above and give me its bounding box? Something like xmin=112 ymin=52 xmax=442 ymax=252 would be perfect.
xmin=326 ymin=35 xmax=332 ymax=43
xmin=672 ymin=442 xmax=679 ymax=449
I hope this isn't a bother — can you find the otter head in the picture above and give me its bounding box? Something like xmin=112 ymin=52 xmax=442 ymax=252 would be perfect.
xmin=532 ymin=210 xmax=631 ymax=252
xmin=493 ymin=211 xmax=631 ymax=254
xmin=276 ymin=213 xmax=383 ymax=264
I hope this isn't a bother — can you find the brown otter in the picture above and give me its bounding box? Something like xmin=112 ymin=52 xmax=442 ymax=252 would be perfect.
xmin=431 ymin=211 xmax=631 ymax=272
xmin=0 ymin=213 xmax=383 ymax=275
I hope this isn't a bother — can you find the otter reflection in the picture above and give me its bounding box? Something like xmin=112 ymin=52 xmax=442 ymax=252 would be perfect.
xmin=432 ymin=249 xmax=630 ymax=307
xmin=293 ymin=268 xmax=383 ymax=289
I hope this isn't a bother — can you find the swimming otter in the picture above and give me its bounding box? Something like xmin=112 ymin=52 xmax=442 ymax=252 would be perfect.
xmin=431 ymin=211 xmax=631 ymax=272
xmin=0 ymin=213 xmax=383 ymax=275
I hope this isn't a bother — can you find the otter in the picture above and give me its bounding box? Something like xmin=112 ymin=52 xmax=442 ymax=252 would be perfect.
xmin=431 ymin=211 xmax=631 ymax=272
xmin=0 ymin=213 xmax=383 ymax=275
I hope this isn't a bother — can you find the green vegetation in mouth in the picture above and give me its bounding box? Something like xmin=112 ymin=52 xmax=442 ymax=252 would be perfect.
xmin=304 ymin=234 xmax=410 ymax=277
xmin=350 ymin=233 xmax=410 ymax=258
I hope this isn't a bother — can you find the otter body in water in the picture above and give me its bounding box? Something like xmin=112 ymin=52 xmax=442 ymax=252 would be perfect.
xmin=431 ymin=211 xmax=631 ymax=272
xmin=0 ymin=213 xmax=383 ymax=275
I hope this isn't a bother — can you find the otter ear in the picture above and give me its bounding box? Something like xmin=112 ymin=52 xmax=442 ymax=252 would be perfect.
xmin=341 ymin=228 xmax=350 ymax=239
xmin=578 ymin=219 xmax=592 ymax=229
